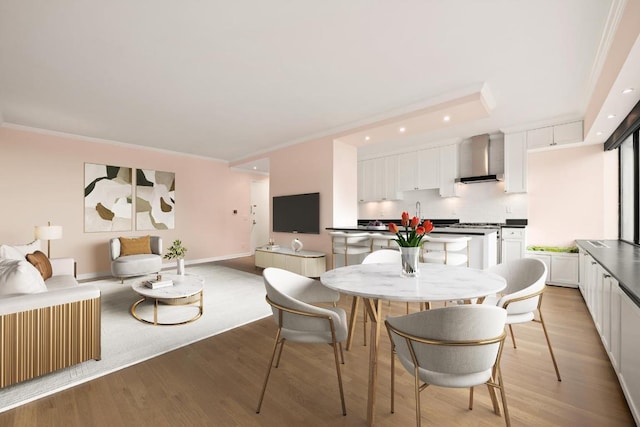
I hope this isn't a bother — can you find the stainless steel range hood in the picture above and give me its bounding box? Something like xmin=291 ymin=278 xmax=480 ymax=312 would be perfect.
xmin=455 ymin=134 xmax=504 ymax=183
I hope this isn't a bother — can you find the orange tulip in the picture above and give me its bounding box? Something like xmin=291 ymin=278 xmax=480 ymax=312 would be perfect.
xmin=422 ymin=220 xmax=434 ymax=233
xmin=401 ymin=211 xmax=410 ymax=227
xmin=388 ymin=223 xmax=399 ymax=233
xmin=410 ymin=216 xmax=420 ymax=228
xmin=416 ymin=226 xmax=425 ymax=235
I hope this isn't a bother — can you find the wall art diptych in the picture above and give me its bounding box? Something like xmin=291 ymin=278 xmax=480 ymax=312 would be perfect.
xmin=84 ymin=163 xmax=133 ymax=232
xmin=136 ymin=169 xmax=175 ymax=230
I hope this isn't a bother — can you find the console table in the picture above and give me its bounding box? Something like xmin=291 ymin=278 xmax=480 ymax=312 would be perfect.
xmin=255 ymin=247 xmax=326 ymax=277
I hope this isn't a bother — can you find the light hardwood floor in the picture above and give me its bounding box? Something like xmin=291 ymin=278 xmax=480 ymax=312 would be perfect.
xmin=0 ymin=257 xmax=635 ymax=426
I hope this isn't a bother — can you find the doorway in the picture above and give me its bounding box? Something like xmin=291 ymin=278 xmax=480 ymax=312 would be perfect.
xmin=250 ymin=180 xmax=270 ymax=253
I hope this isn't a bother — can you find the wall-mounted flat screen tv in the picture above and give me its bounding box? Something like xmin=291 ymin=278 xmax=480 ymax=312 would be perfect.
xmin=272 ymin=192 xmax=320 ymax=234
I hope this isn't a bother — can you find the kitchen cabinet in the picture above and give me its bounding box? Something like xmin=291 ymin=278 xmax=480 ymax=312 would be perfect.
xmin=417 ymin=148 xmax=440 ymax=189
xmin=527 ymin=120 xmax=583 ymax=150
xmin=504 ymin=132 xmax=527 ymax=193
xmin=501 ymin=227 xmax=526 ymax=263
xmin=396 ymin=147 xmax=439 ymax=191
xmin=438 ymin=144 xmax=459 ymax=197
xmin=527 ymin=251 xmax=579 ymax=287
xmin=620 ymin=291 xmax=640 ymax=423
xmin=358 ymin=156 xmax=402 ymax=202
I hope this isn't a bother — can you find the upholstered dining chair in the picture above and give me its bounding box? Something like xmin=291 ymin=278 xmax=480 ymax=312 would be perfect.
xmin=346 ymin=249 xmax=402 ymax=350
xmin=483 ymin=257 xmax=562 ymax=381
xmin=256 ymin=267 xmax=348 ymax=416
xmin=386 ymin=305 xmax=510 ymax=427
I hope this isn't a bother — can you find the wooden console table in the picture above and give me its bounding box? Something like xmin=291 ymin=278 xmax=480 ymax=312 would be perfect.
xmin=255 ymin=247 xmax=326 ymax=277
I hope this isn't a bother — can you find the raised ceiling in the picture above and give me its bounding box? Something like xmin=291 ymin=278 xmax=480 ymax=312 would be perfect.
xmin=0 ymin=0 xmax=636 ymax=167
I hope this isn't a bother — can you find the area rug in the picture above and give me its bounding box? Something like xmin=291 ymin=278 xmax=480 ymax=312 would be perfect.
xmin=0 ymin=263 xmax=270 ymax=413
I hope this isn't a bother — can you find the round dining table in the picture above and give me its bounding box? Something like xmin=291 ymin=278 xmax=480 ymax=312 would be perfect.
xmin=320 ymin=262 xmax=507 ymax=426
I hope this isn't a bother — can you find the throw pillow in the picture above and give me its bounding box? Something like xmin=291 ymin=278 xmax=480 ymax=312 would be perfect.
xmin=11 ymin=240 xmax=42 ymax=257
xmin=0 ymin=244 xmax=25 ymax=261
xmin=119 ymin=236 xmax=152 ymax=256
xmin=26 ymin=250 xmax=53 ymax=280
xmin=0 ymin=258 xmax=47 ymax=296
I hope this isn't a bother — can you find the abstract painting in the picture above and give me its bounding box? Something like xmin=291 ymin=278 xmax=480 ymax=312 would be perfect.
xmin=136 ymin=169 xmax=175 ymax=230
xmin=84 ymin=163 xmax=133 ymax=232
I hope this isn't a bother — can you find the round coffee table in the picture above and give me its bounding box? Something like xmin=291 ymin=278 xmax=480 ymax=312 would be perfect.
xmin=131 ymin=274 xmax=204 ymax=326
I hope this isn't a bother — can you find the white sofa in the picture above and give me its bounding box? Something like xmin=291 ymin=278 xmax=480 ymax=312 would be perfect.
xmin=0 ymin=240 xmax=101 ymax=388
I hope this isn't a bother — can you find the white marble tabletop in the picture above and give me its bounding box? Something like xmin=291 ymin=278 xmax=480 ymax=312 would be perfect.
xmin=320 ymin=263 xmax=506 ymax=302
xmin=131 ymin=274 xmax=204 ymax=299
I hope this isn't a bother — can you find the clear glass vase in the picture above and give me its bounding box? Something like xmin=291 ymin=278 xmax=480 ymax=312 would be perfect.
xmin=400 ymin=246 xmax=420 ymax=277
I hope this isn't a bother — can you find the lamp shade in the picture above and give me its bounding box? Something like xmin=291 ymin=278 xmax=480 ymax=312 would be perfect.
xmin=35 ymin=225 xmax=63 ymax=240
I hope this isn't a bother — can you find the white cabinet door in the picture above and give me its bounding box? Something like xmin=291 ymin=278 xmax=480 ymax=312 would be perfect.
xmin=578 ymin=249 xmax=589 ymax=297
xmin=553 ymin=121 xmax=583 ymax=145
xmin=439 ymin=144 xmax=459 ymax=197
xmin=504 ymin=132 xmax=527 ymax=193
xmin=550 ymin=254 xmax=579 ymax=286
xmin=610 ymin=283 xmax=622 ymax=370
xmin=358 ymin=159 xmax=377 ymax=202
xmin=382 ymin=155 xmax=401 ymax=201
xmin=501 ymin=227 xmax=526 ymax=263
xmin=527 ymin=126 xmax=554 ymax=149
xmin=417 ymin=148 xmax=439 ymax=190
xmin=397 ymin=151 xmax=419 ymax=191
xmin=600 ymin=269 xmax=613 ymax=351
xmin=620 ymin=292 xmax=640 ymax=423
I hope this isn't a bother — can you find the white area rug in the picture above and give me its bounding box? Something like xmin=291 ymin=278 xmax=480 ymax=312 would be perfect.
xmin=0 ymin=263 xmax=270 ymax=413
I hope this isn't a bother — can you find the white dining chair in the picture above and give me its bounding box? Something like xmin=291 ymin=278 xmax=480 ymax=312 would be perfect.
xmin=329 ymin=231 xmax=372 ymax=267
xmin=346 ymin=249 xmax=401 ymax=350
xmin=483 ymin=257 xmax=562 ymax=381
xmin=256 ymin=267 xmax=348 ymax=415
xmin=421 ymin=235 xmax=471 ymax=266
xmin=386 ymin=305 xmax=510 ymax=427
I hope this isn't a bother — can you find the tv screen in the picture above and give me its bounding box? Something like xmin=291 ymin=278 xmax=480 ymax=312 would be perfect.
xmin=272 ymin=192 xmax=320 ymax=234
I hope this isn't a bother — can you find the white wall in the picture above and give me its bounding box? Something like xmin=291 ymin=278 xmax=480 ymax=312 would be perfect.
xmin=358 ymin=182 xmax=528 ymax=223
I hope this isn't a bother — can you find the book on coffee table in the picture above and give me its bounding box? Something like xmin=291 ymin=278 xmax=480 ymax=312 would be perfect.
xmin=145 ymin=279 xmax=174 ymax=289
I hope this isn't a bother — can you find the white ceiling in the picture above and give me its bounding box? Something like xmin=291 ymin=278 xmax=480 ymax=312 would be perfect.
xmin=1 ymin=0 xmax=637 ymax=171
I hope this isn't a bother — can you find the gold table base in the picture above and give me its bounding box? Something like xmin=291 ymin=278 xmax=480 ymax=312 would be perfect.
xmin=131 ymin=290 xmax=203 ymax=326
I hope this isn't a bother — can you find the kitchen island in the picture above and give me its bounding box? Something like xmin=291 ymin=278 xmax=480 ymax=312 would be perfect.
xmin=326 ymin=226 xmax=498 ymax=269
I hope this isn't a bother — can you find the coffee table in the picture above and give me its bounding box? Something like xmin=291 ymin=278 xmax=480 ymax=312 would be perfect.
xmin=131 ymin=274 xmax=204 ymax=326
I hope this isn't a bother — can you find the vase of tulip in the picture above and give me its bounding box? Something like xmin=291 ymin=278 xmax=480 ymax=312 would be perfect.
xmin=389 ymin=212 xmax=434 ymax=277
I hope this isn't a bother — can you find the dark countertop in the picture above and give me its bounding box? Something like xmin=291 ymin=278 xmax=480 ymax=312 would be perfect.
xmin=326 ymin=227 xmax=499 ymax=236
xmin=576 ymin=239 xmax=640 ymax=308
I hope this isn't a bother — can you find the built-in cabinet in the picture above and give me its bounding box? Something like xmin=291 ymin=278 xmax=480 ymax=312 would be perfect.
xmin=527 ymin=120 xmax=583 ymax=150
xmin=526 ymin=251 xmax=579 ymax=287
xmin=503 ymin=132 xmax=527 ymax=193
xmin=578 ymin=248 xmax=640 ymax=424
xmin=358 ymin=156 xmax=402 ymax=202
xmin=501 ymin=227 xmax=526 ymax=263
xmin=361 ymin=144 xmax=458 ymax=201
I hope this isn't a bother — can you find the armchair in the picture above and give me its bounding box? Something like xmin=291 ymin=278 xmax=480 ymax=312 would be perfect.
xmin=110 ymin=235 xmax=162 ymax=282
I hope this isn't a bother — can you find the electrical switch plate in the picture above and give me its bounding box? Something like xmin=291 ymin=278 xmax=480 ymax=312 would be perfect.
xmin=506 ymin=206 xmax=512 ymax=213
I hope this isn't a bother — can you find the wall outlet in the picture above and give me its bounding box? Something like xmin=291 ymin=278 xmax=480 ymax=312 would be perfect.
xmin=506 ymin=205 xmax=512 ymax=213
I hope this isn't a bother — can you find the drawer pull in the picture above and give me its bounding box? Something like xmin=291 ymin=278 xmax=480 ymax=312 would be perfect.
xmin=591 ymin=261 xmax=597 ymax=265
xmin=603 ymin=274 xmax=611 ymax=279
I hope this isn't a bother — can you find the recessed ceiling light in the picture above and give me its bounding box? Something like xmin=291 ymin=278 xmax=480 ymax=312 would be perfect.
xmin=622 ymin=88 xmax=635 ymax=94
xmin=399 ymin=127 xmax=406 ymax=133
xmin=443 ymin=115 xmax=451 ymax=122
xmin=253 ymin=166 xmax=257 ymax=170
xmin=607 ymin=114 xmax=617 ymax=119
xmin=596 ymin=131 xmax=603 ymax=136
xmin=365 ymin=136 xmax=370 ymax=141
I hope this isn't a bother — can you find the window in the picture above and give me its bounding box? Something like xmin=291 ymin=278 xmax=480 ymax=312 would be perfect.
xmin=619 ymin=133 xmax=637 ymax=244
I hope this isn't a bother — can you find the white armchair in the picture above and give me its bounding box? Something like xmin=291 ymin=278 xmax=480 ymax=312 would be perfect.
xmin=110 ymin=236 xmax=162 ymax=282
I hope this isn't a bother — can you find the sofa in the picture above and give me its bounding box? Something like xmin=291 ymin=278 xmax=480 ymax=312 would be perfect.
xmin=0 ymin=240 xmax=101 ymax=388
xmin=110 ymin=235 xmax=163 ymax=282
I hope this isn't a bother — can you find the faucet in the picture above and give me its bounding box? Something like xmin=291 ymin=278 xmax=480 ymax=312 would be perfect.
xmin=415 ymin=201 xmax=421 ymax=221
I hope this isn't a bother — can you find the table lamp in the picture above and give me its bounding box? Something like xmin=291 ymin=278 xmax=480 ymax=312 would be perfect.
xmin=35 ymin=221 xmax=63 ymax=258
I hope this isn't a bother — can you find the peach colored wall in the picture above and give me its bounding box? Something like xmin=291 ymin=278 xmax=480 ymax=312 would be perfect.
xmin=0 ymin=126 xmax=259 ymax=277
xmin=332 ymin=140 xmax=358 ymax=227
xmin=268 ymin=137 xmax=336 ymax=264
xmin=527 ymin=144 xmax=618 ymax=247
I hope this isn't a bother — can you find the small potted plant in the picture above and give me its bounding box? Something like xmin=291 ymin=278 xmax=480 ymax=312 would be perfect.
xmin=164 ymin=239 xmax=188 ymax=275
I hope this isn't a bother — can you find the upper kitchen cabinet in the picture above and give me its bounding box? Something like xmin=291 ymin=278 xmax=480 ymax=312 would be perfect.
xmin=439 ymin=144 xmax=459 ymax=197
xmin=397 ymin=147 xmax=440 ymax=191
xmin=527 ymin=120 xmax=583 ymax=150
xmin=504 ymin=132 xmax=527 ymax=193
xmin=358 ymin=156 xmax=402 ymax=202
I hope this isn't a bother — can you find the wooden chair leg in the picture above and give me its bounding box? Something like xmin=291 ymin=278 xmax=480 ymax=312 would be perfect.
xmin=346 ymin=296 xmax=360 ymax=351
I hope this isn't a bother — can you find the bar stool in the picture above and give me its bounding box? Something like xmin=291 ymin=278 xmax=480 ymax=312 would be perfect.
xmin=369 ymin=233 xmax=398 ymax=251
xmin=329 ymin=231 xmax=372 ymax=267
xmin=421 ymin=235 xmax=471 ymax=266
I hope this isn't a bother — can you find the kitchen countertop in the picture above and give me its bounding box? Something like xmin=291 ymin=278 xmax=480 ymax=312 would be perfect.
xmin=576 ymin=239 xmax=640 ymax=308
